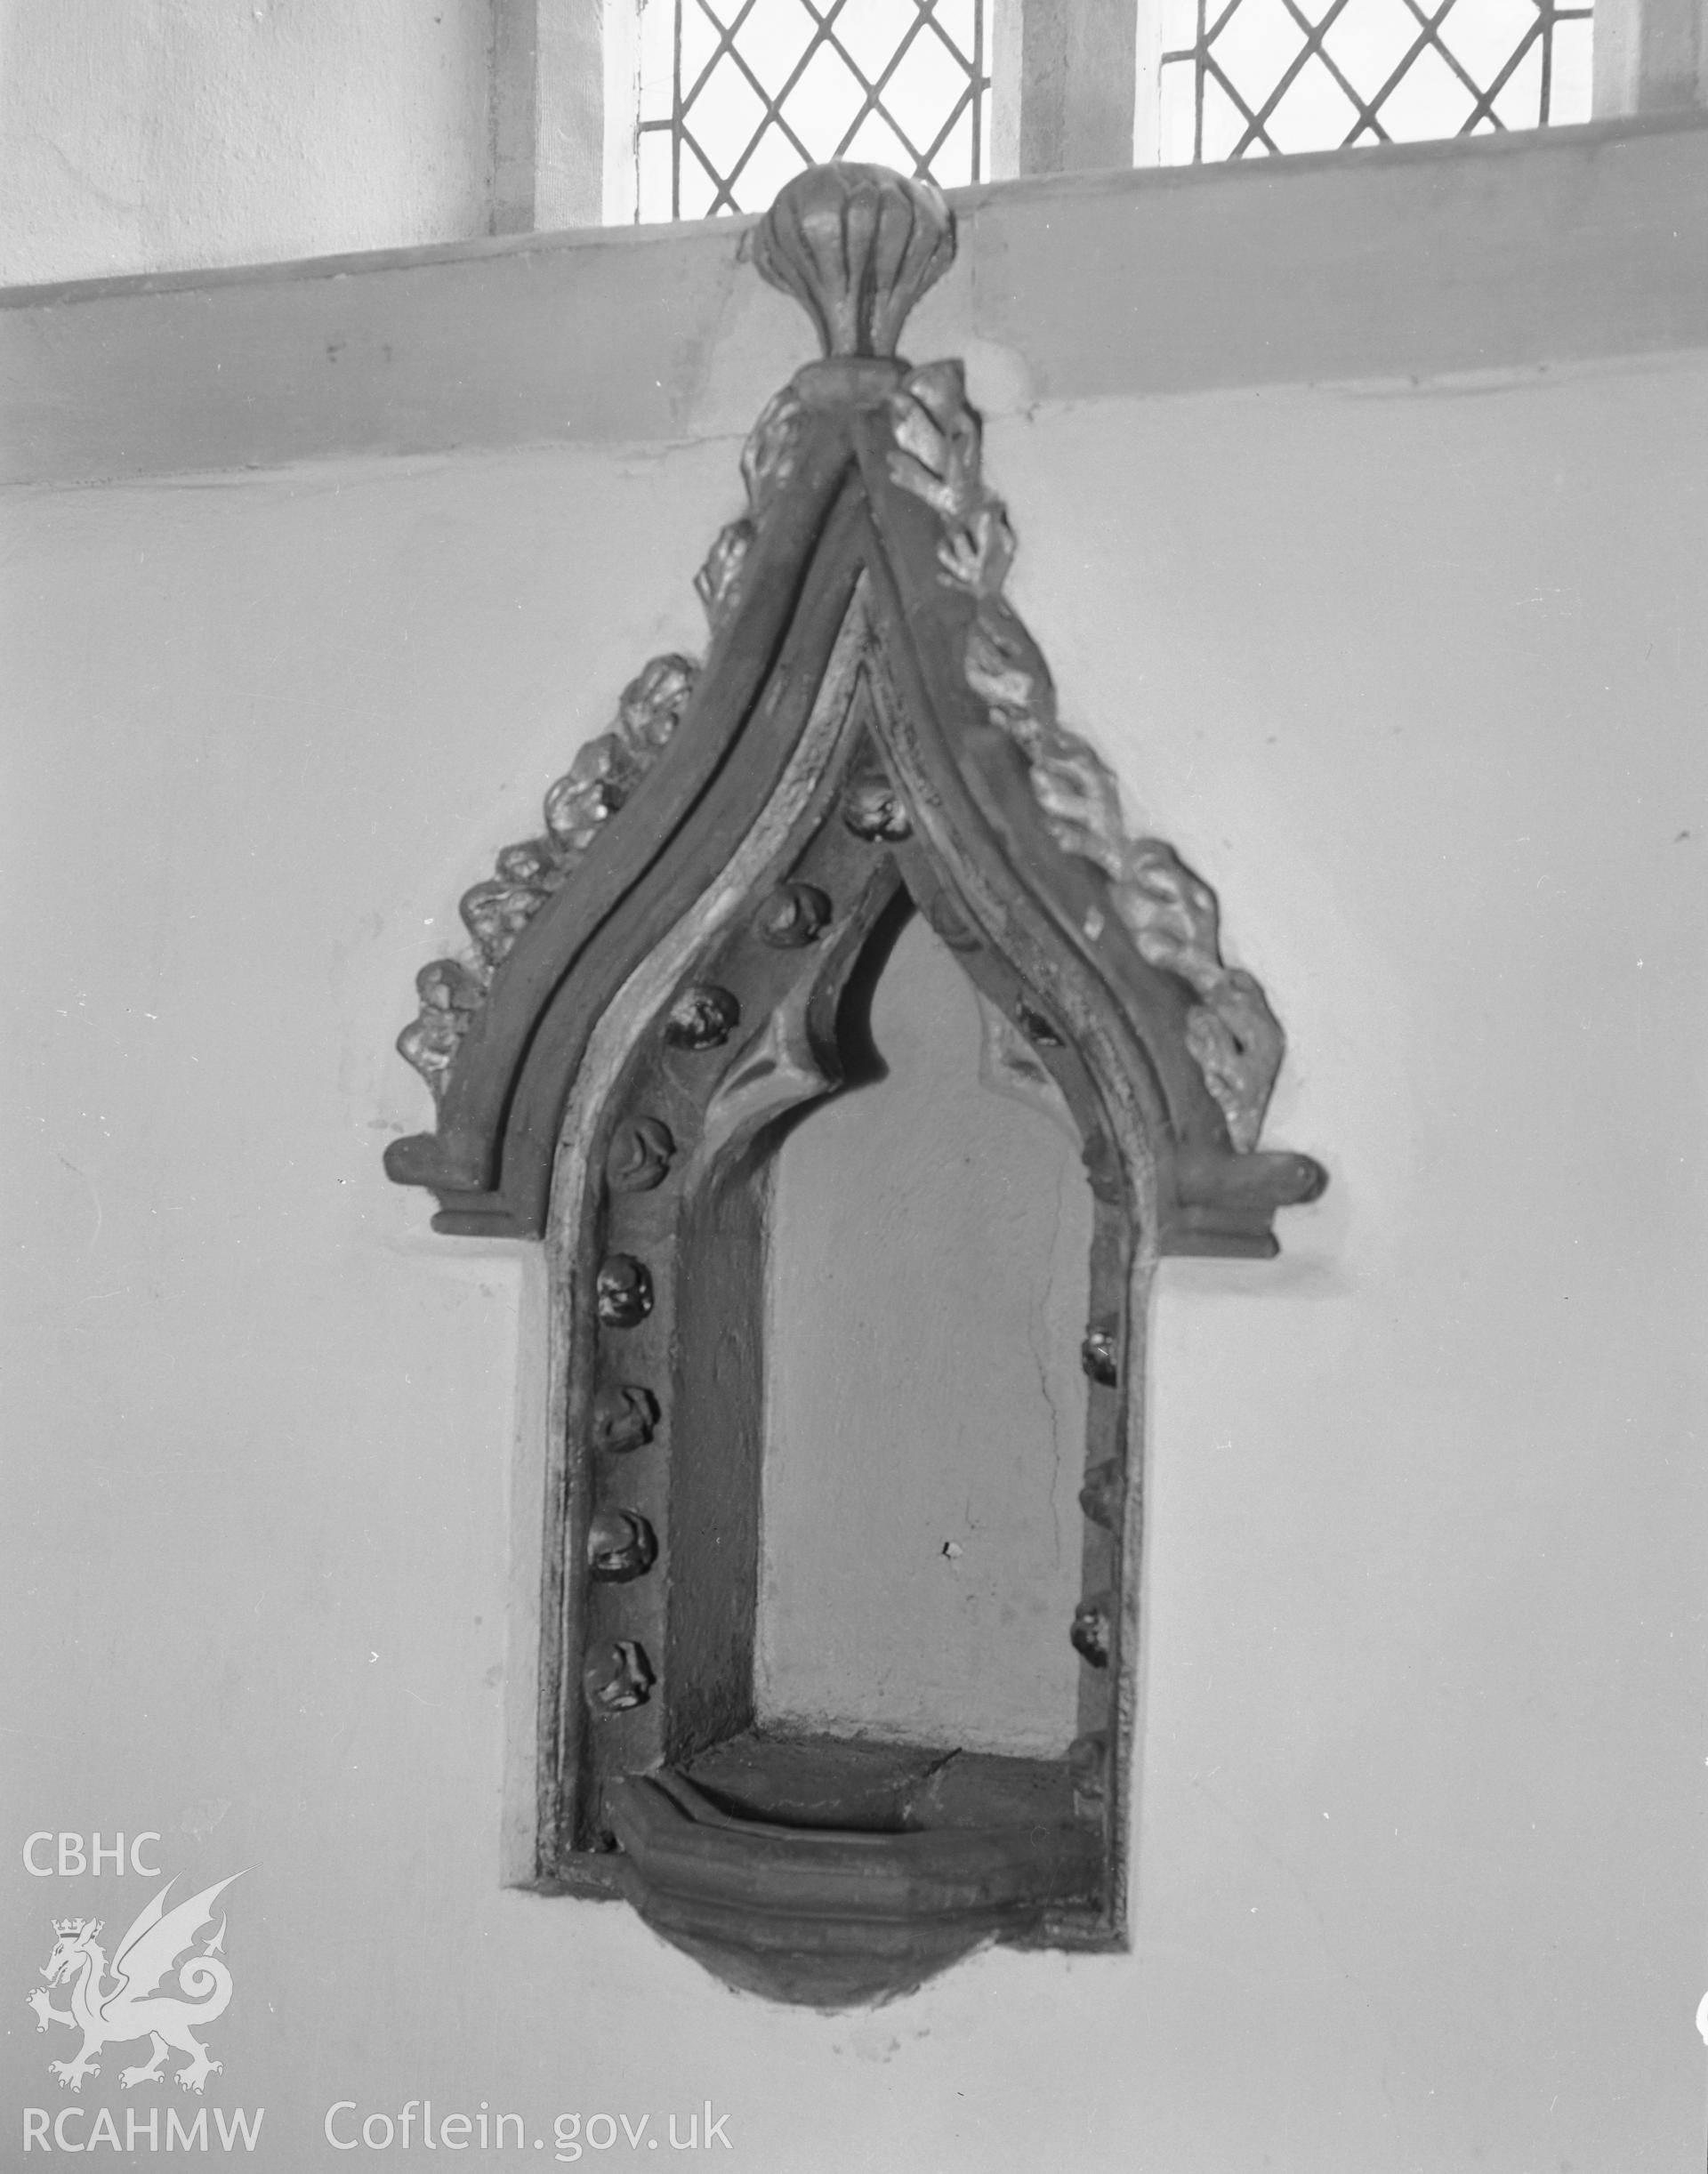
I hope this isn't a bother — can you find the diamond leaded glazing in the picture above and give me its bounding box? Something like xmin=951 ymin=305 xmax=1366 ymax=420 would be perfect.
xmin=1156 ymin=0 xmax=1592 ymax=161
xmin=635 ymin=0 xmax=992 ymax=221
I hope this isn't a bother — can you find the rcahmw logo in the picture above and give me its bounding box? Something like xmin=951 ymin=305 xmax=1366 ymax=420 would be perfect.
xmin=21 ymin=1846 xmax=262 ymax=2154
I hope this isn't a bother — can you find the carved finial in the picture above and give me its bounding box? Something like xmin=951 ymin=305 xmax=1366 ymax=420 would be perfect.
xmin=752 ymin=164 xmax=955 ymax=359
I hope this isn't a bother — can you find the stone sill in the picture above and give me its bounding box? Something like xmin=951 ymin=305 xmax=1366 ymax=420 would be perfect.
xmin=4 ymin=110 xmax=1707 ymax=487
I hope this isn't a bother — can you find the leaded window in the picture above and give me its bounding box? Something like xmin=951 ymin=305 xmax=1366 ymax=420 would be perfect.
xmin=623 ymin=0 xmax=1596 ymax=223
xmin=1156 ymin=0 xmax=1593 ymax=161
xmin=634 ymin=0 xmax=993 ymax=222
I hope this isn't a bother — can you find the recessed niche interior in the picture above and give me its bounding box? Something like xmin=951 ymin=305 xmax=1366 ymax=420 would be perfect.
xmin=383 ymin=159 xmax=1326 ymax=2005
xmin=758 ymin=907 xmax=1092 ymax=1757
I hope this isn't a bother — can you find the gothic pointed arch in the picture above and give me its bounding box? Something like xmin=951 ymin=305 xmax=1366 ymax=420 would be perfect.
xmin=385 ymin=164 xmax=1326 ymax=2008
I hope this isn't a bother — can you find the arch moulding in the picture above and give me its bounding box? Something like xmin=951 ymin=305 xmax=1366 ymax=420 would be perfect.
xmin=385 ymin=161 xmax=1326 ymax=2008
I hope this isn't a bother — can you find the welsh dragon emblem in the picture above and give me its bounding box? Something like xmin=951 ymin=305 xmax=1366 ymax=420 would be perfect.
xmin=26 ymin=1876 xmax=240 ymax=2095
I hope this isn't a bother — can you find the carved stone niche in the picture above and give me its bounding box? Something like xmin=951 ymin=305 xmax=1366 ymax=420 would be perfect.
xmin=386 ymin=164 xmax=1326 ymax=2008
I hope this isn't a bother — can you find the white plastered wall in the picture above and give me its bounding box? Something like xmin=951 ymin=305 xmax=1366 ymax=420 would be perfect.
xmin=3 ymin=133 xmax=1706 ymax=2174
xmin=0 ymin=0 xmax=493 ymax=286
